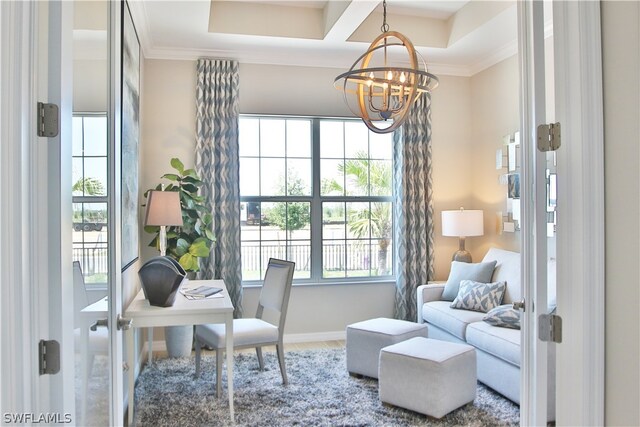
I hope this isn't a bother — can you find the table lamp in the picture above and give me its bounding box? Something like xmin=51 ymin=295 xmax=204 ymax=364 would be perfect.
xmin=441 ymin=208 xmax=484 ymax=263
xmin=144 ymin=190 xmax=183 ymax=256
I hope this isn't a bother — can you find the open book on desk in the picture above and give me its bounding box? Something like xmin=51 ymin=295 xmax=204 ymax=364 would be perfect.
xmin=180 ymin=285 xmax=224 ymax=300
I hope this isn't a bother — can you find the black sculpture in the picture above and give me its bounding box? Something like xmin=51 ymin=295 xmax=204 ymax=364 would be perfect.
xmin=138 ymin=256 xmax=186 ymax=307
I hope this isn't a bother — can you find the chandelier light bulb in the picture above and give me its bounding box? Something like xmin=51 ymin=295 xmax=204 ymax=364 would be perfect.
xmin=400 ymin=72 xmax=406 ymax=83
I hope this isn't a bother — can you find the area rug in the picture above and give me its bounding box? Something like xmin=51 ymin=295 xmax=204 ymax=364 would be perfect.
xmin=134 ymin=348 xmax=519 ymax=427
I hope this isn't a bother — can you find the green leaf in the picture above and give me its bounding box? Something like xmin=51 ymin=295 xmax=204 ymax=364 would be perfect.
xmin=179 ymin=253 xmax=200 ymax=272
xmin=171 ymin=158 xmax=185 ymax=174
xmin=175 ymin=238 xmax=190 ymax=256
xmin=182 ymin=176 xmax=202 ymax=185
xmin=181 ymin=183 xmax=198 ymax=194
xmin=162 ymin=173 xmax=180 ymax=181
xmin=144 ymin=225 xmax=159 ymax=233
xmin=204 ymin=229 xmax=216 ymax=242
xmin=183 ymin=168 xmax=198 ymax=179
xmin=189 ymin=239 xmax=211 ymax=257
xmin=202 ymin=213 xmax=213 ymax=225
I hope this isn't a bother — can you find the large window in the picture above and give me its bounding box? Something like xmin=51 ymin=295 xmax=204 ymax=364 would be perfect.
xmin=72 ymin=114 xmax=109 ymax=285
xmin=239 ymin=116 xmax=394 ymax=283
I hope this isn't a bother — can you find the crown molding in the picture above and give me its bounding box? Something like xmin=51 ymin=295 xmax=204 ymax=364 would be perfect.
xmin=126 ymin=0 xmax=153 ymax=58
xmin=142 ymin=45 xmax=476 ymax=77
xmin=469 ymin=39 xmax=518 ymax=76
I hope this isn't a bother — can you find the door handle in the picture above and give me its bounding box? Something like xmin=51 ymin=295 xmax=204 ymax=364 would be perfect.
xmin=90 ymin=319 xmax=108 ymax=331
xmin=512 ymin=299 xmax=526 ymax=311
xmin=117 ymin=314 xmax=133 ymax=331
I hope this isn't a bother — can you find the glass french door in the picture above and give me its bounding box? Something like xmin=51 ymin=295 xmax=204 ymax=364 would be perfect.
xmin=517 ymin=0 xmax=557 ymax=425
xmin=68 ymin=0 xmax=125 ymax=425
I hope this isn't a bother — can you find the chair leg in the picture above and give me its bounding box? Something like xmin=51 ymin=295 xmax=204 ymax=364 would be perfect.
xmin=194 ymin=336 xmax=202 ymax=378
xmin=215 ymin=349 xmax=223 ymax=398
xmin=276 ymin=343 xmax=288 ymax=385
xmin=256 ymin=347 xmax=264 ymax=371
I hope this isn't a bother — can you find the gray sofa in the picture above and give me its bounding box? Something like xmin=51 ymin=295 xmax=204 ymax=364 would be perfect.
xmin=416 ymin=248 xmax=555 ymax=421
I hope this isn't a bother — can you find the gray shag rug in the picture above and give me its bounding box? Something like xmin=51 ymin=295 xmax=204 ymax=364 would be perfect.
xmin=134 ymin=348 xmax=519 ymax=427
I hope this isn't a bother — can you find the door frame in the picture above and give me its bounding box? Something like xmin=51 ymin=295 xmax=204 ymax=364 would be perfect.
xmin=553 ymin=1 xmax=605 ymax=425
xmin=519 ymin=1 xmax=605 ymax=425
xmin=0 ymin=0 xmax=40 ymax=415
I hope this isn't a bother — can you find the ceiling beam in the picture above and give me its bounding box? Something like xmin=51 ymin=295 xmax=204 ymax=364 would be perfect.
xmin=323 ymin=1 xmax=379 ymax=42
xmin=446 ymin=0 xmax=515 ymax=46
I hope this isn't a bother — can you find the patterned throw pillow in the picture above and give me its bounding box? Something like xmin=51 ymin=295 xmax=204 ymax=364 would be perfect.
xmin=441 ymin=260 xmax=497 ymax=302
xmin=450 ymin=280 xmax=506 ymax=313
xmin=483 ymin=305 xmax=521 ymax=329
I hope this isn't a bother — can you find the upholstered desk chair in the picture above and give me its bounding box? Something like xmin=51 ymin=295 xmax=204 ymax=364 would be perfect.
xmin=194 ymin=258 xmax=295 ymax=397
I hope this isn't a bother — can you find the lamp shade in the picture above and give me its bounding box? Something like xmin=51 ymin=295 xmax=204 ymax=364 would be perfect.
xmin=144 ymin=190 xmax=183 ymax=227
xmin=441 ymin=209 xmax=484 ymax=237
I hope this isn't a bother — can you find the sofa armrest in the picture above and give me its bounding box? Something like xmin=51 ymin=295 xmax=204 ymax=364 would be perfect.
xmin=416 ymin=282 xmax=446 ymax=323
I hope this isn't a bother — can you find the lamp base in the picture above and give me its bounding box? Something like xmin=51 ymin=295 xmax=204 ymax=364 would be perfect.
xmin=451 ymin=250 xmax=472 ymax=263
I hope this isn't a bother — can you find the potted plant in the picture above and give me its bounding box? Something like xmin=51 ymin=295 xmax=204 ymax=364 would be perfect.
xmin=143 ymin=157 xmax=215 ymax=357
xmin=144 ymin=158 xmax=215 ymax=273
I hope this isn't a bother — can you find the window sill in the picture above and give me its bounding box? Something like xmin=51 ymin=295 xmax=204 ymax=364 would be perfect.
xmin=242 ymin=278 xmax=396 ymax=289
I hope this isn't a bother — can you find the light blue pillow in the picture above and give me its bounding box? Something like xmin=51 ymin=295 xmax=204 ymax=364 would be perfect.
xmin=441 ymin=260 xmax=497 ymax=301
xmin=483 ymin=304 xmax=521 ymax=329
xmin=450 ymin=280 xmax=506 ymax=313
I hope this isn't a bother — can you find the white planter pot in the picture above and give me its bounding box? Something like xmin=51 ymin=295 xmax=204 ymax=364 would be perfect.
xmin=165 ymin=325 xmax=193 ymax=358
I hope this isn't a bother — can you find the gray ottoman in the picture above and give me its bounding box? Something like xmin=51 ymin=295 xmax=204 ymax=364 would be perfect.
xmin=379 ymin=337 xmax=476 ymax=419
xmin=346 ymin=318 xmax=428 ymax=379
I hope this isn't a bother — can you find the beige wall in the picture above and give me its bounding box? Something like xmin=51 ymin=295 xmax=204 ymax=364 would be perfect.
xmin=601 ymin=2 xmax=640 ymax=425
xmin=140 ymin=59 xmax=479 ymax=332
xmin=469 ymin=55 xmax=521 ymax=259
xmin=430 ymin=75 xmax=475 ymax=279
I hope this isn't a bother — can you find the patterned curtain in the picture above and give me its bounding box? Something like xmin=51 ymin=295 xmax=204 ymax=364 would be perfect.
xmin=195 ymin=59 xmax=243 ymax=317
xmin=393 ymin=94 xmax=435 ymax=321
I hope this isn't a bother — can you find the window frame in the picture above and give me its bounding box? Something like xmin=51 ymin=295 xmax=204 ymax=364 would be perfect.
xmin=72 ymin=112 xmax=109 ymax=287
xmin=239 ymin=114 xmax=395 ymax=285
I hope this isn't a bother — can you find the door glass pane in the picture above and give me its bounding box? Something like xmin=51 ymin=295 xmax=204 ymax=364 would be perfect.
xmin=72 ymin=0 xmax=109 ymax=425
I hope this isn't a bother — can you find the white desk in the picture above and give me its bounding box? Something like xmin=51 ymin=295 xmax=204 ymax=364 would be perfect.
xmin=125 ymin=280 xmax=235 ymax=424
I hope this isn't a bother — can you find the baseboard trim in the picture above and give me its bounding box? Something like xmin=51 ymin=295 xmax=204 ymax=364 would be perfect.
xmin=143 ymin=331 xmax=346 ymax=353
xmin=283 ymin=331 xmax=345 ymax=344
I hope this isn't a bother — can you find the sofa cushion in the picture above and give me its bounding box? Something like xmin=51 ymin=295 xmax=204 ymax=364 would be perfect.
xmin=441 ymin=260 xmax=498 ymax=301
xmin=450 ymin=280 xmax=506 ymax=313
xmin=482 ymin=248 xmax=520 ymax=304
xmin=483 ymin=304 xmax=521 ymax=329
xmin=423 ymin=301 xmax=485 ymax=341
xmin=466 ymin=321 xmax=521 ymax=367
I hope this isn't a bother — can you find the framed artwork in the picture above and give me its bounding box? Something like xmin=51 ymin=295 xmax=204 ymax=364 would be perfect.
xmin=121 ymin=1 xmax=140 ymax=271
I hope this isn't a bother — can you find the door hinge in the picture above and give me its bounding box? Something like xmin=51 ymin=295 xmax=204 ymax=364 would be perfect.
xmin=538 ymin=313 xmax=562 ymax=343
xmin=37 ymin=102 xmax=59 ymax=137
xmin=39 ymin=339 xmax=61 ymax=375
xmin=537 ymin=122 xmax=561 ymax=152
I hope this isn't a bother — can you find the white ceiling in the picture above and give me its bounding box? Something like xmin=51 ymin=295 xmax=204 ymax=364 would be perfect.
xmin=128 ymin=0 xmax=519 ymax=77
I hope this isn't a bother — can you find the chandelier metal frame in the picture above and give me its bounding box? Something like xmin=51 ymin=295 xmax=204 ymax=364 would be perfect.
xmin=334 ymin=0 xmax=439 ymax=134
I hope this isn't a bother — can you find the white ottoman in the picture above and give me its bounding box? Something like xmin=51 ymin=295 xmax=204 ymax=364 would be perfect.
xmin=346 ymin=318 xmax=428 ymax=379
xmin=379 ymin=337 xmax=476 ymax=419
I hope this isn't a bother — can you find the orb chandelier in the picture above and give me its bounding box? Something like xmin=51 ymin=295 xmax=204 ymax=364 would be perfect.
xmin=334 ymin=0 xmax=439 ymax=134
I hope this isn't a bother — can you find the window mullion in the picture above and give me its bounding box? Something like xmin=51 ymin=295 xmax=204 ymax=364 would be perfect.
xmin=311 ymin=118 xmax=322 ymax=282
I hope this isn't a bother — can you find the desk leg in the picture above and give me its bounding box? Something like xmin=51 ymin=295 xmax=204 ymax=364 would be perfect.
xmin=127 ymin=328 xmax=135 ymax=425
xmin=226 ymin=315 xmax=234 ymax=422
